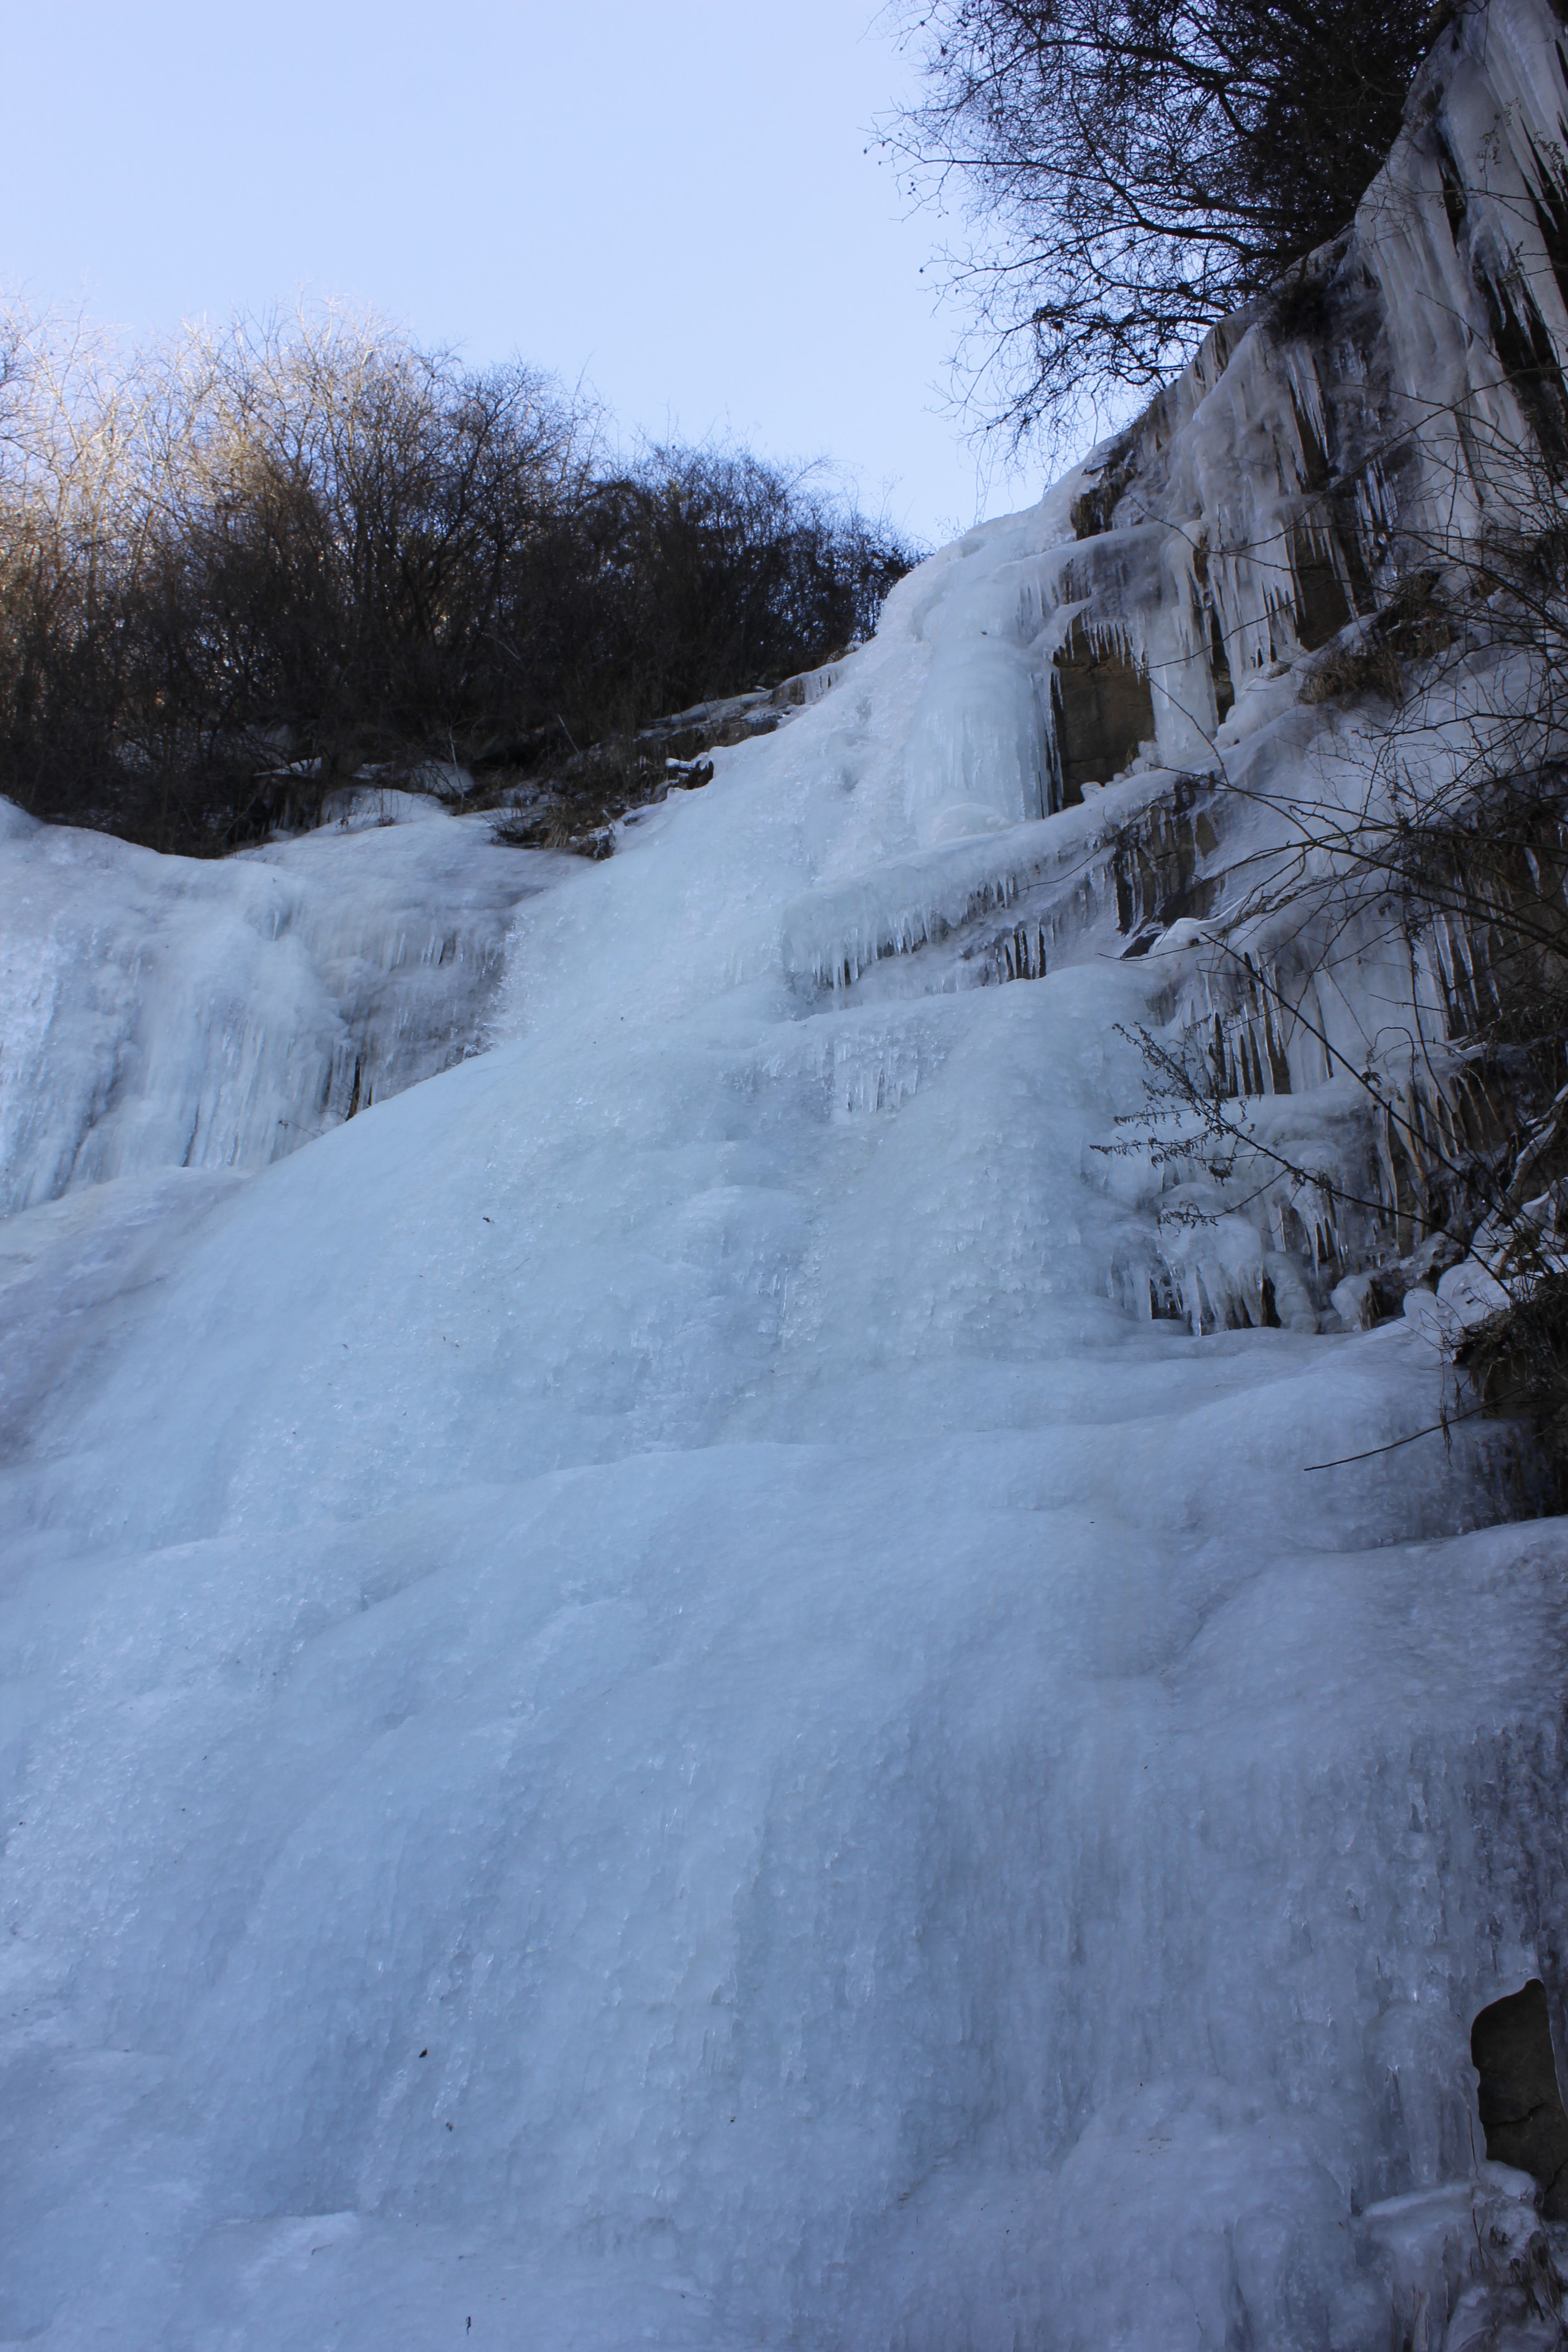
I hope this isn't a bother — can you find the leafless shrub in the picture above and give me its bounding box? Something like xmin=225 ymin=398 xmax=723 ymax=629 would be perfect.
xmin=0 ymin=303 xmax=919 ymax=854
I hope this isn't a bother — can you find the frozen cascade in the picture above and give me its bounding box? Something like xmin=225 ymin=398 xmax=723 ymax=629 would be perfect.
xmin=4 ymin=4 xmax=1568 ymax=2343
xmin=0 ymin=791 xmax=565 ymax=1215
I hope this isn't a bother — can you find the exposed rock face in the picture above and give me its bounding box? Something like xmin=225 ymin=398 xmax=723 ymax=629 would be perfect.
xmin=1472 ymin=1980 xmax=1568 ymax=2217
xmin=492 ymin=670 xmax=846 ymax=853
xmin=1049 ymin=622 xmax=1157 ymax=802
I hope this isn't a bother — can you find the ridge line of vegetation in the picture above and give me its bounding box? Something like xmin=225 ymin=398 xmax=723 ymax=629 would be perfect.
xmin=0 ymin=300 xmax=920 ymax=856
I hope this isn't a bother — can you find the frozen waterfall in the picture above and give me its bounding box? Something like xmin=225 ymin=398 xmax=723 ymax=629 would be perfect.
xmin=5 ymin=4 xmax=1568 ymax=2343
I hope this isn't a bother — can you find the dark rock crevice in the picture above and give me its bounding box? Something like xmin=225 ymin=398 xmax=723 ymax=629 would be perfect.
xmin=1472 ymin=1978 xmax=1568 ymax=2218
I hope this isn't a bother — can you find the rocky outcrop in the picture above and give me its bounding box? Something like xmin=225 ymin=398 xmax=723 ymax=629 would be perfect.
xmin=1472 ymin=1981 xmax=1568 ymax=2218
xmin=492 ymin=666 xmax=847 ymax=855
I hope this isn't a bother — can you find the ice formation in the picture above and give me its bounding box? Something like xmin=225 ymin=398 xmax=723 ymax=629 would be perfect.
xmin=0 ymin=788 xmax=562 ymax=1216
xmin=5 ymin=4 xmax=1568 ymax=2343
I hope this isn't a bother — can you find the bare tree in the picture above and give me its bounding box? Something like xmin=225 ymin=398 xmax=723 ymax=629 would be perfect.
xmin=882 ymin=0 xmax=1436 ymax=452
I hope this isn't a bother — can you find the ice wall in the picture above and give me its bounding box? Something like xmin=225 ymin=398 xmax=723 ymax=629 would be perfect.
xmin=3 ymin=6 xmax=1568 ymax=2347
xmin=0 ymin=794 xmax=563 ymax=1215
xmin=890 ymin=0 xmax=1568 ymax=853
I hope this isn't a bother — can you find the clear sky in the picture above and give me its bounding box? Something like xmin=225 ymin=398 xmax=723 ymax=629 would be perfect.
xmin=0 ymin=2 xmax=1044 ymax=549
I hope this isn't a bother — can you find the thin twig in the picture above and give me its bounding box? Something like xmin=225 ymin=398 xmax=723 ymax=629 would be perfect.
xmin=1303 ymin=1398 xmax=1486 ymax=1470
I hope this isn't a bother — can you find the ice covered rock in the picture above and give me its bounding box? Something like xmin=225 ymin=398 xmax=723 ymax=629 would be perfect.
xmin=1406 ymin=1231 xmax=1467 ymax=1290
xmin=1333 ymin=1269 xmax=1386 ymax=1331
xmin=1439 ymin=1255 xmax=1515 ymax=1333
xmin=1358 ymin=2165 xmax=1568 ymax=2352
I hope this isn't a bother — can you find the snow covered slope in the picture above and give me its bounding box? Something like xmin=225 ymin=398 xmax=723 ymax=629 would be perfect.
xmin=4 ymin=5 xmax=1568 ymax=2346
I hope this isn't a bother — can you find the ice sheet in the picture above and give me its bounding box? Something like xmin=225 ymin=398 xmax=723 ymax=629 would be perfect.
xmin=4 ymin=6 xmax=1568 ymax=2342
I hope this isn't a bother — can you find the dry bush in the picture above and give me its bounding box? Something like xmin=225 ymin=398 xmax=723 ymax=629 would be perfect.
xmin=0 ymin=303 xmax=919 ymax=853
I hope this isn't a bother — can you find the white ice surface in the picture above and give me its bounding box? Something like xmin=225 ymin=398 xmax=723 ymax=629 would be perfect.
xmin=1 ymin=514 xmax=1563 ymax=2350
xmin=5 ymin=10 xmax=1568 ymax=2336
xmin=0 ymin=792 xmax=565 ymax=1215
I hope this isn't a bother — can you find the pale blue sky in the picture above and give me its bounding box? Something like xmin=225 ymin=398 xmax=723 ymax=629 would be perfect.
xmin=0 ymin=2 xmax=1040 ymax=546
